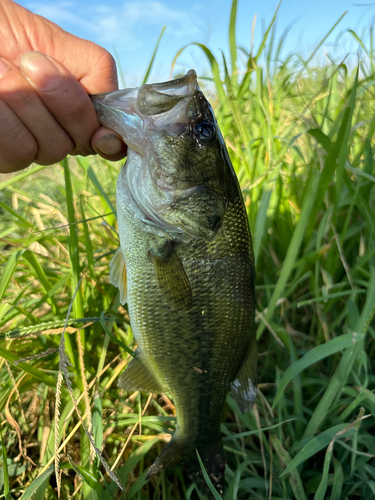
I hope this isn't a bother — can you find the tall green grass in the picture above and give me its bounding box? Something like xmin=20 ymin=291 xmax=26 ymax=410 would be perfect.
xmin=1 ymin=1 xmax=375 ymax=498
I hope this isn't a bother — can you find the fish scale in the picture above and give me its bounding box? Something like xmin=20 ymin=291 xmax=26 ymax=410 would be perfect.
xmin=91 ymin=69 xmax=257 ymax=494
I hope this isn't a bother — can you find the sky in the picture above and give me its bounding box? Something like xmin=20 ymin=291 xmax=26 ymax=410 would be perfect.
xmin=20 ymin=0 xmax=375 ymax=87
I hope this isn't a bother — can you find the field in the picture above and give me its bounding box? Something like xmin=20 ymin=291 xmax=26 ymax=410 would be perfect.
xmin=1 ymin=1 xmax=375 ymax=499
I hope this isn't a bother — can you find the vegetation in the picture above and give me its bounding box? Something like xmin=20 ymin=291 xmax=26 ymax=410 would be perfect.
xmin=1 ymin=1 xmax=375 ymax=498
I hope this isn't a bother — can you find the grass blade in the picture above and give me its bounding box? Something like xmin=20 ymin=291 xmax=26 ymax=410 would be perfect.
xmin=22 ymin=249 xmax=60 ymax=315
xmin=100 ymin=310 xmax=134 ymax=356
xmin=196 ymin=450 xmax=223 ymax=500
xmin=280 ymin=424 xmax=349 ymax=478
xmin=0 ymin=165 xmax=51 ymax=190
xmin=228 ymin=0 xmax=238 ymax=80
xmin=272 ymin=332 xmax=361 ymax=408
xmin=303 ymin=264 xmax=375 ymax=438
xmin=305 ymin=12 xmax=347 ymax=65
xmin=124 ymin=469 xmax=149 ymax=500
xmin=331 ymin=457 xmax=344 ymax=500
xmin=172 ymin=43 xmax=227 ymax=104
xmin=117 ymin=438 xmax=158 ymax=485
xmin=0 ymin=346 xmax=57 ymax=387
xmin=142 ymin=26 xmax=166 ymax=85
xmin=271 ymin=436 xmax=307 ymax=500
xmin=253 ymin=1 xmax=281 ymax=64
xmin=0 ymin=250 xmax=25 ymax=303
xmin=253 ymin=188 xmax=272 ymax=266
xmin=19 ymin=465 xmax=55 ymax=500
xmin=256 ymin=170 xmax=320 ymax=339
xmin=1 ymin=434 xmax=10 ymax=499
xmin=313 ymin=444 xmax=333 ymax=500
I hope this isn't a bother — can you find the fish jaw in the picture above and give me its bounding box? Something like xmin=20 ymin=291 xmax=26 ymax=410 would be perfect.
xmin=90 ymin=70 xmax=198 ymax=153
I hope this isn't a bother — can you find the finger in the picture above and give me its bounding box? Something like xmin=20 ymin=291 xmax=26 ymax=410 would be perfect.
xmin=20 ymin=51 xmax=99 ymax=156
xmin=91 ymin=127 xmax=127 ymax=161
xmin=0 ymin=98 xmax=37 ymax=173
xmin=66 ymin=44 xmax=119 ymax=94
xmin=0 ymin=57 xmax=73 ymax=171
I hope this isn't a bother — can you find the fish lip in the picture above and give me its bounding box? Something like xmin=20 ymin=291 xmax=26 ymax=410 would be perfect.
xmin=141 ymin=69 xmax=198 ymax=96
xmin=90 ymin=69 xmax=198 ymax=110
xmin=90 ymin=71 xmax=200 ymax=151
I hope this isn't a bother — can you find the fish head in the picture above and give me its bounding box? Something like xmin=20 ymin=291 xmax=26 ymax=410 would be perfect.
xmin=91 ymin=70 xmax=233 ymax=241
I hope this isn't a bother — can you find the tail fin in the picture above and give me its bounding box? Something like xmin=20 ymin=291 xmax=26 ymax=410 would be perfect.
xmin=147 ymin=433 xmax=225 ymax=496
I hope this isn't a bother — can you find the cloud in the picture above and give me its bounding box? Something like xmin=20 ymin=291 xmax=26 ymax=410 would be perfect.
xmin=122 ymin=1 xmax=197 ymax=31
xmin=94 ymin=1 xmax=201 ymax=45
xmin=24 ymin=0 xmax=210 ymax=86
xmin=26 ymin=1 xmax=95 ymax=30
xmin=26 ymin=1 xmax=200 ymax=46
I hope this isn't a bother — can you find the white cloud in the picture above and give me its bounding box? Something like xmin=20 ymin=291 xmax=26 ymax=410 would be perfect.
xmin=94 ymin=1 xmax=200 ymax=44
xmin=24 ymin=0 xmax=209 ymax=85
xmin=27 ymin=1 xmax=200 ymax=46
xmin=26 ymin=1 xmax=95 ymax=30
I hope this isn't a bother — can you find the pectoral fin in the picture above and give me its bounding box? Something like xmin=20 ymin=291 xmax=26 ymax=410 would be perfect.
xmin=150 ymin=241 xmax=192 ymax=310
xmin=109 ymin=248 xmax=127 ymax=305
xmin=231 ymin=337 xmax=258 ymax=413
xmin=119 ymin=349 xmax=164 ymax=393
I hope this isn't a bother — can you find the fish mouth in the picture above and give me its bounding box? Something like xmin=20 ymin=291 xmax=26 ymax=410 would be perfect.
xmin=137 ymin=69 xmax=198 ymax=115
xmin=92 ymin=69 xmax=198 ymax=111
xmin=90 ymin=70 xmax=199 ymax=152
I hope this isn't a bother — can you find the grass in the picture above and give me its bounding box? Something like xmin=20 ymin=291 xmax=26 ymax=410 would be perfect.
xmin=1 ymin=1 xmax=375 ymax=498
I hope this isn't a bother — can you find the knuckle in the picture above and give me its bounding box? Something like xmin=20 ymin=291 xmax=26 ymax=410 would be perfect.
xmin=36 ymin=135 xmax=74 ymax=165
xmin=96 ymin=46 xmax=117 ymax=73
xmin=0 ymin=99 xmax=38 ymax=171
xmin=20 ymin=138 xmax=38 ymax=164
xmin=66 ymin=108 xmax=97 ymax=155
xmin=15 ymin=91 xmax=39 ymax=111
xmin=8 ymin=129 xmax=38 ymax=166
xmin=92 ymin=46 xmax=118 ymax=87
xmin=0 ymin=140 xmax=37 ymax=172
xmin=0 ymin=102 xmax=37 ymax=165
xmin=0 ymin=159 xmax=28 ymax=173
xmin=69 ymin=95 xmax=90 ymax=123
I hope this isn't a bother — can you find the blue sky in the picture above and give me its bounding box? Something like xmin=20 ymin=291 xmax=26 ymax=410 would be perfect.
xmin=20 ymin=0 xmax=375 ymax=87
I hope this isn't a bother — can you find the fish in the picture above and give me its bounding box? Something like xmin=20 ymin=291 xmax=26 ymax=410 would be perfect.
xmin=90 ymin=70 xmax=257 ymax=494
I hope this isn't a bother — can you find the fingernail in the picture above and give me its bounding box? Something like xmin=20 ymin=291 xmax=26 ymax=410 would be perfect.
xmin=20 ymin=51 xmax=63 ymax=91
xmin=0 ymin=58 xmax=10 ymax=76
xmin=95 ymin=134 xmax=123 ymax=155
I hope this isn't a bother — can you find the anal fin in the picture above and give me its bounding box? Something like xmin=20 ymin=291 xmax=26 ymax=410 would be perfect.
xmin=109 ymin=247 xmax=127 ymax=305
xmin=119 ymin=349 xmax=164 ymax=393
xmin=150 ymin=241 xmax=192 ymax=310
xmin=231 ymin=335 xmax=258 ymax=413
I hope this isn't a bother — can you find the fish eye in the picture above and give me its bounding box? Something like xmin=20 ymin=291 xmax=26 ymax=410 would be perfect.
xmin=193 ymin=120 xmax=216 ymax=142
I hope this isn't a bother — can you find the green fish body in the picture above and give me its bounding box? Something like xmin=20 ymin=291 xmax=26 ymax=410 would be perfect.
xmin=91 ymin=70 xmax=257 ymax=492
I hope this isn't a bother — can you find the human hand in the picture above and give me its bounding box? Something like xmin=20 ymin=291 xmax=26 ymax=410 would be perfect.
xmin=0 ymin=0 xmax=127 ymax=173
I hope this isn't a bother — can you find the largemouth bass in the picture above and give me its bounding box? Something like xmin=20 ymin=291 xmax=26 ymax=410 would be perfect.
xmin=91 ymin=70 xmax=257 ymax=493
